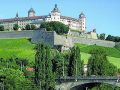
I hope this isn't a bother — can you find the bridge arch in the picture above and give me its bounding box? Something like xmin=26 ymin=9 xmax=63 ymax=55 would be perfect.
xmin=55 ymin=77 xmax=120 ymax=90
xmin=69 ymin=81 xmax=120 ymax=90
xmin=56 ymin=81 xmax=120 ymax=90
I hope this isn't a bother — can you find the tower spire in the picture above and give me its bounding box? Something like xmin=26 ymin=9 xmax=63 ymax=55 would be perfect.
xmin=51 ymin=4 xmax=60 ymax=13
xmin=55 ymin=4 xmax=57 ymax=8
xmin=16 ymin=12 xmax=19 ymax=18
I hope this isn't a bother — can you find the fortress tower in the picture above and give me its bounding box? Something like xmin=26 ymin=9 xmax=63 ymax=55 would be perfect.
xmin=28 ymin=8 xmax=36 ymax=17
xmin=79 ymin=12 xmax=86 ymax=32
xmin=50 ymin=4 xmax=61 ymax=21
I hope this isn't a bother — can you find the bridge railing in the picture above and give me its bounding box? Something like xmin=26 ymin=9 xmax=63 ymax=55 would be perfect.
xmin=56 ymin=76 xmax=119 ymax=83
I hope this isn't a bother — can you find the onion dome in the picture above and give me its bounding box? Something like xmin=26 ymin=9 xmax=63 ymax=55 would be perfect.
xmin=51 ymin=4 xmax=60 ymax=13
xmin=28 ymin=8 xmax=35 ymax=13
xmin=79 ymin=12 xmax=85 ymax=18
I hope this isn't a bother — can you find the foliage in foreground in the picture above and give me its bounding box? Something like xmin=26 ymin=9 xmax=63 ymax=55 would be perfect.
xmin=87 ymin=48 xmax=117 ymax=76
xmin=35 ymin=43 xmax=55 ymax=90
xmin=90 ymin=84 xmax=120 ymax=90
xmin=68 ymin=46 xmax=84 ymax=76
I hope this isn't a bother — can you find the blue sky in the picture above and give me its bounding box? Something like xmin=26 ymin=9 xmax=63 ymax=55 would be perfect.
xmin=0 ymin=0 xmax=120 ymax=36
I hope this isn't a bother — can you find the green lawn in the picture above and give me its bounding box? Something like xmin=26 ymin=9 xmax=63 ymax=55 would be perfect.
xmin=81 ymin=52 xmax=120 ymax=68
xmin=0 ymin=39 xmax=35 ymax=64
xmin=0 ymin=39 xmax=120 ymax=68
xmin=76 ymin=43 xmax=120 ymax=58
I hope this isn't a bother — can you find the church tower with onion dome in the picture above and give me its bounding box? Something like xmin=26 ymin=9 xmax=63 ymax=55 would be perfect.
xmin=28 ymin=8 xmax=36 ymax=17
xmin=79 ymin=12 xmax=86 ymax=32
xmin=50 ymin=4 xmax=61 ymax=21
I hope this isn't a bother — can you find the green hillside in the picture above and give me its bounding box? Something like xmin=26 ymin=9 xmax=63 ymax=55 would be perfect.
xmin=81 ymin=52 xmax=120 ymax=68
xmin=76 ymin=43 xmax=120 ymax=58
xmin=0 ymin=39 xmax=35 ymax=64
xmin=76 ymin=43 xmax=120 ymax=68
xmin=0 ymin=39 xmax=120 ymax=68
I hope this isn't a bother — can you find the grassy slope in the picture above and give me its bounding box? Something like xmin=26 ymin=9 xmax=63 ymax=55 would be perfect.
xmin=0 ymin=39 xmax=120 ymax=68
xmin=81 ymin=52 xmax=120 ymax=68
xmin=76 ymin=43 xmax=120 ymax=58
xmin=76 ymin=44 xmax=120 ymax=68
xmin=0 ymin=39 xmax=35 ymax=64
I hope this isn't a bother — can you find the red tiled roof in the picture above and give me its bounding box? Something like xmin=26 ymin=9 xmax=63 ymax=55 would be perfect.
xmin=26 ymin=68 xmax=34 ymax=72
xmin=60 ymin=16 xmax=78 ymax=22
xmin=0 ymin=15 xmax=47 ymax=22
xmin=0 ymin=15 xmax=79 ymax=22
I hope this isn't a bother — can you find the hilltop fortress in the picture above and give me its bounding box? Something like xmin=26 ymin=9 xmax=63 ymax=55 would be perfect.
xmin=0 ymin=4 xmax=97 ymax=39
xmin=0 ymin=4 xmax=119 ymax=49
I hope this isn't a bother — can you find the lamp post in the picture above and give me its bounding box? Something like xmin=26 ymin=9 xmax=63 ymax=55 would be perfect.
xmin=62 ymin=58 xmax=65 ymax=77
xmin=75 ymin=58 xmax=77 ymax=81
xmin=85 ymin=87 xmax=88 ymax=90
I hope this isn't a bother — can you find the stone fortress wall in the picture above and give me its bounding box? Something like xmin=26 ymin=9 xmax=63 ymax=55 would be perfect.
xmin=115 ymin=42 xmax=120 ymax=47
xmin=0 ymin=29 xmax=54 ymax=46
xmin=72 ymin=37 xmax=116 ymax=47
xmin=0 ymin=29 xmax=119 ymax=48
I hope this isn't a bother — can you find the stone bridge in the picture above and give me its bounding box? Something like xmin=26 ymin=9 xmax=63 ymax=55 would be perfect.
xmin=55 ymin=76 xmax=120 ymax=90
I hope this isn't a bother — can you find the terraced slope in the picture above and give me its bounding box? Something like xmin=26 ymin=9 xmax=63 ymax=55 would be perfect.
xmin=0 ymin=39 xmax=35 ymax=64
xmin=76 ymin=43 xmax=120 ymax=58
xmin=76 ymin=44 xmax=120 ymax=68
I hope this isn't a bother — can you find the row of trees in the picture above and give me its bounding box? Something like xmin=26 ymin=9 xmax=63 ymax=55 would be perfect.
xmin=34 ymin=44 xmax=84 ymax=89
xmin=0 ymin=58 xmax=37 ymax=90
xmin=13 ymin=24 xmax=36 ymax=30
xmin=34 ymin=43 xmax=119 ymax=89
xmin=0 ymin=21 xmax=69 ymax=35
xmin=98 ymin=33 xmax=120 ymax=42
xmin=0 ymin=24 xmax=37 ymax=31
xmin=0 ymin=43 xmax=119 ymax=90
xmin=40 ymin=21 xmax=69 ymax=35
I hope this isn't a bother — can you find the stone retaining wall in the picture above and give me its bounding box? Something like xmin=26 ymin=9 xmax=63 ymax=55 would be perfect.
xmin=72 ymin=37 xmax=116 ymax=47
xmin=0 ymin=30 xmax=119 ymax=48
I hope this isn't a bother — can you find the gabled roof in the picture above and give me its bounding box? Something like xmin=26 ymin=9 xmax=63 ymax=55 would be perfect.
xmin=61 ymin=16 xmax=79 ymax=22
xmin=0 ymin=15 xmax=48 ymax=22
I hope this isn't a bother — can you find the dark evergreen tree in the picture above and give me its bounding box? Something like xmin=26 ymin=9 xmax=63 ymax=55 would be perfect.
xmin=13 ymin=24 xmax=19 ymax=31
xmin=68 ymin=46 xmax=84 ymax=76
xmin=87 ymin=48 xmax=117 ymax=76
xmin=0 ymin=25 xmax=4 ymax=31
xmin=31 ymin=24 xmax=36 ymax=30
xmin=106 ymin=35 xmax=114 ymax=41
xmin=45 ymin=46 xmax=55 ymax=90
xmin=52 ymin=53 xmax=64 ymax=78
xmin=35 ymin=43 xmax=55 ymax=90
xmin=25 ymin=24 xmax=31 ymax=30
xmin=99 ymin=33 xmax=106 ymax=40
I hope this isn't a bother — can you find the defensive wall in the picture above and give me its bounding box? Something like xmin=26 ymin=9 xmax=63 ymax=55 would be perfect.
xmin=0 ymin=29 xmax=54 ymax=46
xmin=72 ymin=37 xmax=116 ymax=47
xmin=0 ymin=29 xmax=119 ymax=48
xmin=116 ymin=42 xmax=120 ymax=47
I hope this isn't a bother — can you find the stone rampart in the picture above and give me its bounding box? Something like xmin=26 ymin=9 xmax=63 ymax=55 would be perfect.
xmin=115 ymin=42 xmax=120 ymax=47
xmin=72 ymin=37 xmax=116 ymax=47
xmin=0 ymin=29 xmax=55 ymax=46
xmin=0 ymin=30 xmax=118 ymax=48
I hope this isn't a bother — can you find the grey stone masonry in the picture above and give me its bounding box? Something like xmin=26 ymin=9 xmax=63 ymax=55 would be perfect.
xmin=72 ymin=37 xmax=116 ymax=47
xmin=0 ymin=29 xmax=54 ymax=46
xmin=0 ymin=29 xmax=119 ymax=48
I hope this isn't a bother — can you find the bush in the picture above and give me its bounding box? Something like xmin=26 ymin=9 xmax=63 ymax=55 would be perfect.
xmin=0 ymin=25 xmax=4 ymax=31
xmin=40 ymin=21 xmax=69 ymax=35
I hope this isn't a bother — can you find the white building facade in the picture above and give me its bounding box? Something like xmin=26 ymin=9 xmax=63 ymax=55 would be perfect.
xmin=0 ymin=4 xmax=86 ymax=32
